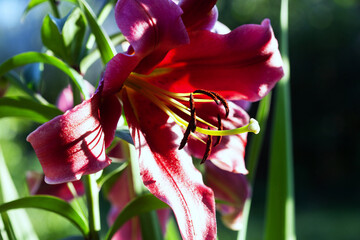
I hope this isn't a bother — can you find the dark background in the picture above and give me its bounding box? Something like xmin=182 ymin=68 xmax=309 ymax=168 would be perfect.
xmin=0 ymin=0 xmax=359 ymax=239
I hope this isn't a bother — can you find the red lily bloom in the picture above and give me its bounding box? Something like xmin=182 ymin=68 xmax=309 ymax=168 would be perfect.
xmin=27 ymin=0 xmax=283 ymax=239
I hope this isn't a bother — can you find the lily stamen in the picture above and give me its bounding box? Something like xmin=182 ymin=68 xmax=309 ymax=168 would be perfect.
xmin=201 ymin=128 xmax=213 ymax=164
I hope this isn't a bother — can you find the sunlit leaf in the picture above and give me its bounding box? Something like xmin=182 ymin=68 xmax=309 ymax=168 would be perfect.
xmin=77 ymin=0 xmax=116 ymax=64
xmin=105 ymin=194 xmax=169 ymax=240
xmin=0 ymin=96 xmax=62 ymax=123
xmin=41 ymin=14 xmax=68 ymax=61
xmin=0 ymin=147 xmax=39 ymax=240
xmin=62 ymin=8 xmax=87 ymax=65
xmin=0 ymin=52 xmax=88 ymax=99
xmin=0 ymin=196 xmax=89 ymax=238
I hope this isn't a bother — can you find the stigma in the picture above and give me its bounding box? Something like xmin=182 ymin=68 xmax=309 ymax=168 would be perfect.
xmin=124 ymin=74 xmax=260 ymax=163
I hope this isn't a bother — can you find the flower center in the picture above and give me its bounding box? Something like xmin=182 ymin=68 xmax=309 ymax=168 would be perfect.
xmin=124 ymin=74 xmax=260 ymax=163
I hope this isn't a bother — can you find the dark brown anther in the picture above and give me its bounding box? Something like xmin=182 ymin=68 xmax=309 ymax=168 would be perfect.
xmin=201 ymin=128 xmax=213 ymax=164
xmin=178 ymin=93 xmax=197 ymax=150
xmin=189 ymin=93 xmax=197 ymax=132
xmin=210 ymin=91 xmax=230 ymax=118
xmin=193 ymin=89 xmax=220 ymax=104
xmin=213 ymin=114 xmax=223 ymax=147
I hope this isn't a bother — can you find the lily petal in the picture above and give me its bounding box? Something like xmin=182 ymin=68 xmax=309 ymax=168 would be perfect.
xmin=205 ymin=162 xmax=250 ymax=230
xmin=179 ymin=0 xmax=218 ymax=30
xmin=149 ymin=19 xmax=283 ymax=102
xmin=115 ymin=0 xmax=189 ymax=74
xmin=186 ymin=101 xmax=249 ymax=174
xmin=122 ymin=89 xmax=216 ymax=240
xmin=26 ymin=92 xmax=111 ymax=184
xmin=26 ymin=171 xmax=84 ymax=202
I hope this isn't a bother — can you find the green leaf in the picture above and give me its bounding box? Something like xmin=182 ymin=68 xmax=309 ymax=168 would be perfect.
xmin=0 ymin=52 xmax=88 ymax=99
xmin=115 ymin=128 xmax=134 ymax=145
xmin=264 ymin=0 xmax=296 ymax=239
xmin=80 ymin=33 xmax=125 ymax=74
xmin=0 ymin=196 xmax=89 ymax=238
xmin=41 ymin=14 xmax=68 ymax=61
xmin=23 ymin=0 xmax=77 ymax=18
xmin=0 ymin=147 xmax=39 ymax=240
xmin=62 ymin=8 xmax=87 ymax=65
xmin=0 ymin=96 xmax=62 ymax=123
xmin=77 ymin=0 xmax=116 ymax=64
xmin=105 ymin=194 xmax=169 ymax=240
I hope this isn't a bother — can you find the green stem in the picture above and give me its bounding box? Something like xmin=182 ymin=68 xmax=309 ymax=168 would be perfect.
xmin=264 ymin=0 xmax=296 ymax=239
xmin=127 ymin=144 xmax=163 ymax=240
xmin=48 ymin=0 xmax=60 ymax=18
xmin=84 ymin=174 xmax=101 ymax=240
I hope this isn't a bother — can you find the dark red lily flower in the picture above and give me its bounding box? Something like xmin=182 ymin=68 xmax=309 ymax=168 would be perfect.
xmin=26 ymin=171 xmax=84 ymax=202
xmin=27 ymin=0 xmax=283 ymax=238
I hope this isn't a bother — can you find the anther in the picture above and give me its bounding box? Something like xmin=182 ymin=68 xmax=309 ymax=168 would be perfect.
xmin=213 ymin=114 xmax=223 ymax=147
xmin=201 ymin=128 xmax=213 ymax=164
xmin=193 ymin=89 xmax=220 ymax=104
xmin=178 ymin=93 xmax=197 ymax=150
xmin=210 ymin=91 xmax=229 ymax=118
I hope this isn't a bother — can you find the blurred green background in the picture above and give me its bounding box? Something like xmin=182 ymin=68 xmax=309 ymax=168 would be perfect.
xmin=0 ymin=0 xmax=359 ymax=239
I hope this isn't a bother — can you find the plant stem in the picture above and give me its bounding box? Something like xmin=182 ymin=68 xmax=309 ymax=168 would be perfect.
xmin=49 ymin=0 xmax=60 ymax=18
xmin=84 ymin=174 xmax=101 ymax=240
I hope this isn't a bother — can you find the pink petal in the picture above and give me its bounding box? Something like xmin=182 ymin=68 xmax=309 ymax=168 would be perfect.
xmin=107 ymin=167 xmax=170 ymax=240
xmin=26 ymin=171 xmax=84 ymax=202
xmin=100 ymin=94 xmax=122 ymax=148
xmin=185 ymin=101 xmax=249 ymax=174
xmin=205 ymin=162 xmax=250 ymax=230
xmin=26 ymin=93 xmax=111 ymax=184
xmin=122 ymin=90 xmax=216 ymax=240
xmin=114 ymin=0 xmax=189 ymax=74
xmin=149 ymin=19 xmax=283 ymax=102
xmin=179 ymin=0 xmax=218 ymax=30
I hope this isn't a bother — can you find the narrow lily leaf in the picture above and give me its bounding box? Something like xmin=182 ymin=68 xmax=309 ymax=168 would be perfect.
xmin=1 ymin=213 xmax=16 ymax=240
xmin=62 ymin=8 xmax=86 ymax=65
xmin=0 ymin=147 xmax=39 ymax=240
xmin=80 ymin=33 xmax=125 ymax=74
xmin=0 ymin=52 xmax=88 ymax=98
xmin=23 ymin=0 xmax=77 ymax=18
xmin=77 ymin=0 xmax=116 ymax=64
xmin=41 ymin=14 xmax=68 ymax=61
xmin=1 ymin=72 xmax=44 ymax=103
xmin=105 ymin=194 xmax=169 ymax=240
xmin=85 ymin=0 xmax=117 ymax=50
xmin=97 ymin=162 xmax=128 ymax=190
xmin=237 ymin=94 xmax=272 ymax=240
xmin=0 ymin=196 xmax=89 ymax=238
xmin=0 ymin=96 xmax=62 ymax=123
xmin=265 ymin=0 xmax=296 ymax=239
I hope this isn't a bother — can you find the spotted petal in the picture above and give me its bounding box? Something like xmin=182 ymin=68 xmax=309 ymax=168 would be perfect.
xmin=122 ymin=89 xmax=216 ymax=240
xmin=26 ymin=92 xmax=112 ymax=184
xmin=148 ymin=19 xmax=283 ymax=102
